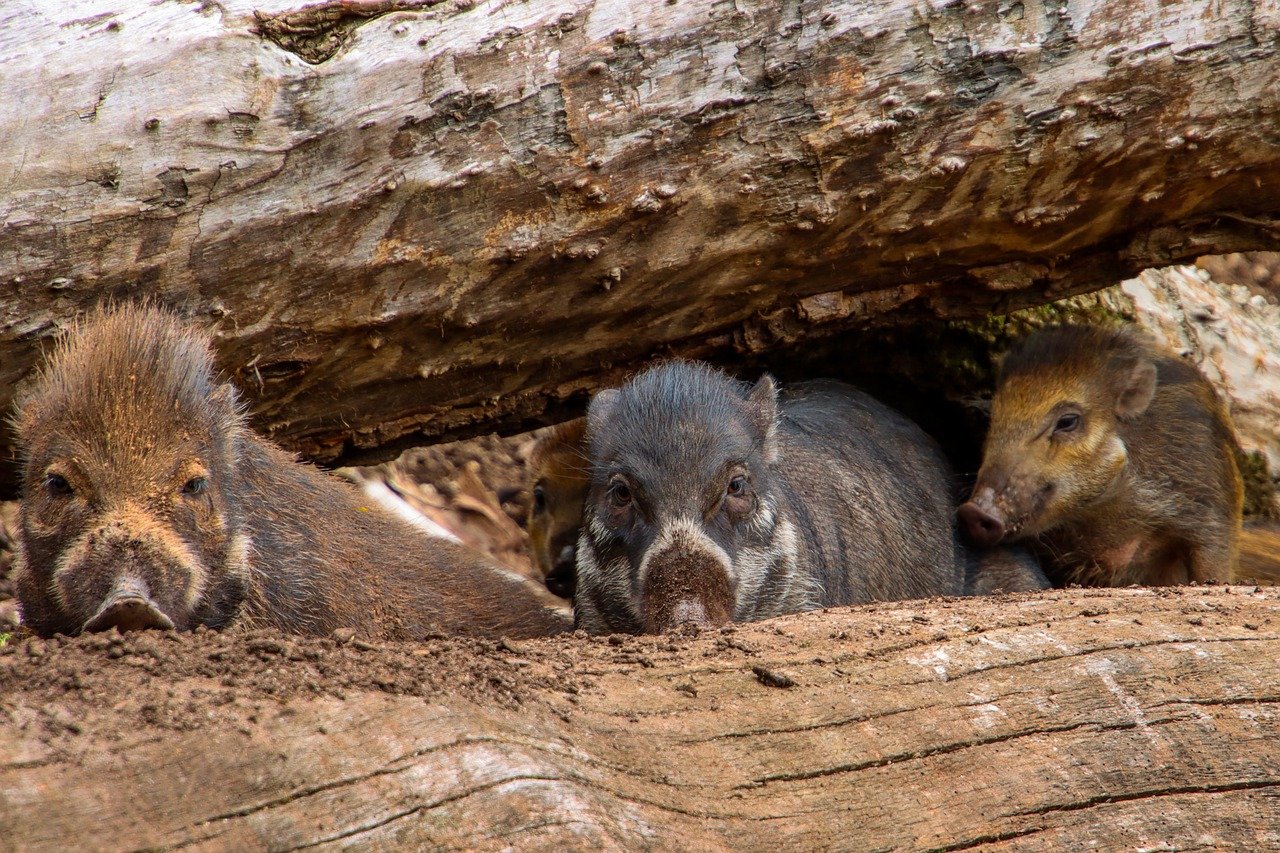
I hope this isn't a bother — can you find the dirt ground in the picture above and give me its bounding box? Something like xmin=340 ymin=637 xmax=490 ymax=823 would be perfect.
xmin=1 ymin=583 xmax=1270 ymax=774
xmin=1199 ymin=251 xmax=1280 ymax=295
xmin=0 ymin=622 xmax=594 ymax=763
xmin=4 ymin=586 xmax=1280 ymax=851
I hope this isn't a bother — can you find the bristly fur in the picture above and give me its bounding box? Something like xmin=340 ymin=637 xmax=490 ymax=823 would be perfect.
xmin=972 ymin=321 xmax=1243 ymax=587
xmin=575 ymin=359 xmax=970 ymax=634
xmin=589 ymin=359 xmax=759 ymax=474
xmin=14 ymin=303 xmax=572 ymax=640
xmin=14 ymin=303 xmax=245 ymax=454
xmin=999 ymin=324 xmax=1150 ymax=384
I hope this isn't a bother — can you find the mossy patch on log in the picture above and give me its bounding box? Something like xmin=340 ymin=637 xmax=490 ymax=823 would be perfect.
xmin=1238 ymin=449 xmax=1279 ymax=521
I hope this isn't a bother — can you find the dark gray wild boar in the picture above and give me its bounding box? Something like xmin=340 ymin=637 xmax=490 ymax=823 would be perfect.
xmin=957 ymin=324 xmax=1243 ymax=586
xmin=573 ymin=363 xmax=971 ymax=634
xmin=965 ymin=544 xmax=1050 ymax=595
xmin=13 ymin=305 xmax=571 ymax=639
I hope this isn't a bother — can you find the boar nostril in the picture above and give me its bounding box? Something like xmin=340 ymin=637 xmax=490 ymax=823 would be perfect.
xmin=81 ymin=577 xmax=175 ymax=634
xmin=958 ymin=501 xmax=1007 ymax=548
xmin=641 ymin=546 xmax=734 ymax=634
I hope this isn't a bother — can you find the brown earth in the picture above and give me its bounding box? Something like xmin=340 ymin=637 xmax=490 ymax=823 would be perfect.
xmin=0 ymin=624 xmax=583 ymax=756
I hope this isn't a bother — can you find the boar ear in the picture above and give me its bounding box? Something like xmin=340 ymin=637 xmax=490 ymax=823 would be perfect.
xmin=746 ymin=374 xmax=779 ymax=463
xmin=587 ymin=389 xmax=621 ymax=444
xmin=208 ymin=382 xmax=244 ymax=428
xmin=1113 ymin=358 xmax=1158 ymax=420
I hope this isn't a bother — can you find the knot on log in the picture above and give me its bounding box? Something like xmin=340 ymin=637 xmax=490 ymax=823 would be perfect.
xmin=253 ymin=0 xmax=446 ymax=64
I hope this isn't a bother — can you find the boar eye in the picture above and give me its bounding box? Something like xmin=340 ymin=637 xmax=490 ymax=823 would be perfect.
xmin=726 ymin=475 xmax=749 ymax=498
xmin=532 ymin=485 xmax=547 ymax=513
xmin=1053 ymin=413 xmax=1081 ymax=435
xmin=182 ymin=476 xmax=208 ymax=497
xmin=607 ymin=478 xmax=632 ymax=509
xmin=45 ymin=474 xmax=73 ymax=497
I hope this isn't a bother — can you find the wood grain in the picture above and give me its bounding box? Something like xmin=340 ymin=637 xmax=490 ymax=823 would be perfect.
xmin=4 ymin=586 xmax=1280 ymax=850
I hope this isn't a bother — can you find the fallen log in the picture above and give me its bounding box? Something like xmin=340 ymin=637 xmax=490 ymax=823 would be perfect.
xmin=3 ymin=586 xmax=1280 ymax=849
xmin=2 ymin=1 xmax=1279 ymax=492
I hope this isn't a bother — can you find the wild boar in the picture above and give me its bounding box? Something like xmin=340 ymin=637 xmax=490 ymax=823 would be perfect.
xmin=573 ymin=364 xmax=968 ymax=634
xmin=958 ymin=324 xmax=1243 ymax=586
xmin=527 ymin=418 xmax=588 ymax=599
xmin=13 ymin=305 xmax=571 ymax=639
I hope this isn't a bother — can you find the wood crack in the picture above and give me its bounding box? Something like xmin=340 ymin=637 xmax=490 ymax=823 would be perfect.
xmin=743 ymin=715 xmax=1182 ymax=787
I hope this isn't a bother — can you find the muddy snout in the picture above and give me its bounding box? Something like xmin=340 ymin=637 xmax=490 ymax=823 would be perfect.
xmin=81 ymin=576 xmax=175 ymax=633
xmin=61 ymin=523 xmax=198 ymax=635
xmin=641 ymin=545 xmax=734 ymax=634
xmin=958 ymin=486 xmax=1008 ymax=548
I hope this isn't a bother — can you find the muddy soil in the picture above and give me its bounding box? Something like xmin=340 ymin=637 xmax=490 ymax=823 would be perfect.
xmin=5 ymin=584 xmax=1280 ymax=853
xmin=0 ymin=623 xmax=600 ymax=766
xmin=0 ymin=584 xmax=1258 ymax=772
xmin=1199 ymin=251 xmax=1280 ymax=295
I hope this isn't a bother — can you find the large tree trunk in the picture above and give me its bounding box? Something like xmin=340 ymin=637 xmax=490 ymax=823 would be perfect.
xmin=3 ymin=587 xmax=1280 ymax=850
xmin=2 ymin=0 xmax=1279 ymax=488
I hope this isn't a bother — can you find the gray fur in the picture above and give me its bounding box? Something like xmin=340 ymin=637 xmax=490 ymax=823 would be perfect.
xmin=574 ymin=362 xmax=969 ymax=633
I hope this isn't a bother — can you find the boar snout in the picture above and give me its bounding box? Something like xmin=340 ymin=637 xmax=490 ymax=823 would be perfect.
xmin=546 ymin=543 xmax=577 ymax=599
xmin=641 ymin=545 xmax=733 ymax=634
xmin=59 ymin=516 xmax=203 ymax=635
xmin=958 ymin=486 xmax=1007 ymax=548
xmin=81 ymin=576 xmax=175 ymax=633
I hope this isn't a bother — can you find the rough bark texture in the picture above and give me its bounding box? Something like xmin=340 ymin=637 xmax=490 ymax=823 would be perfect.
xmin=3 ymin=587 xmax=1280 ymax=850
xmin=3 ymin=1 xmax=1280 ymax=491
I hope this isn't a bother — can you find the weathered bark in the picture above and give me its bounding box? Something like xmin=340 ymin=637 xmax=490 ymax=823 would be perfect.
xmin=4 ymin=587 xmax=1280 ymax=850
xmin=2 ymin=0 xmax=1279 ymax=491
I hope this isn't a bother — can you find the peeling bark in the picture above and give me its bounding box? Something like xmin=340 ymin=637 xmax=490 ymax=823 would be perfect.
xmin=4 ymin=588 xmax=1280 ymax=849
xmin=2 ymin=1 xmax=1279 ymax=492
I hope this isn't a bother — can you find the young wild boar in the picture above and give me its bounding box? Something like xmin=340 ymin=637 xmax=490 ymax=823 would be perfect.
xmin=573 ymin=363 xmax=971 ymax=634
xmin=13 ymin=305 xmax=571 ymax=639
xmin=527 ymin=418 xmax=588 ymax=599
xmin=958 ymin=324 xmax=1243 ymax=586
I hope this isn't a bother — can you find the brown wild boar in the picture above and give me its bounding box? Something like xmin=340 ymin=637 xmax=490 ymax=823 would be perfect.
xmin=527 ymin=418 xmax=588 ymax=599
xmin=13 ymin=305 xmax=571 ymax=639
xmin=958 ymin=324 xmax=1243 ymax=586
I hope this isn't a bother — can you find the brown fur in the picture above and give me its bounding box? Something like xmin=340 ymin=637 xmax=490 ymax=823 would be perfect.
xmin=526 ymin=419 xmax=588 ymax=599
xmin=13 ymin=305 xmax=570 ymax=639
xmin=1235 ymin=521 xmax=1280 ymax=584
xmin=966 ymin=545 xmax=1051 ymax=595
xmin=960 ymin=324 xmax=1243 ymax=587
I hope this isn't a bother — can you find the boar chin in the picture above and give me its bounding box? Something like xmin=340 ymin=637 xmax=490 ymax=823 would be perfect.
xmin=641 ymin=545 xmax=734 ymax=634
